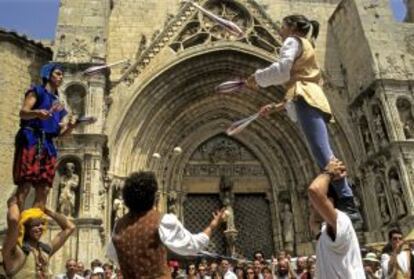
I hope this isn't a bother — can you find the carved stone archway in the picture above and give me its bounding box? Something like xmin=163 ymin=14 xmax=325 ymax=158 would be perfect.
xmin=106 ymin=47 xmax=326 ymax=255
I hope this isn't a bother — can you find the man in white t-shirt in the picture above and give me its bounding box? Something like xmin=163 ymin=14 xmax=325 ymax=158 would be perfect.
xmin=381 ymin=228 xmax=412 ymax=278
xmin=221 ymin=259 xmax=237 ymax=279
xmin=308 ymin=159 xmax=365 ymax=279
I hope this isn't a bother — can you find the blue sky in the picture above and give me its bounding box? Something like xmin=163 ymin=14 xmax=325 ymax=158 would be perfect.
xmin=0 ymin=0 xmax=408 ymax=40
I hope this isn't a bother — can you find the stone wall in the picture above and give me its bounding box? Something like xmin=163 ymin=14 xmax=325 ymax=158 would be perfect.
xmin=0 ymin=30 xmax=52 ymax=227
xmin=107 ymin=0 xmax=181 ymax=78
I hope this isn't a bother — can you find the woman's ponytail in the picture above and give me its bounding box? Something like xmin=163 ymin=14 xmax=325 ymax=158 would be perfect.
xmin=283 ymin=15 xmax=320 ymax=42
xmin=309 ymin=20 xmax=320 ymax=40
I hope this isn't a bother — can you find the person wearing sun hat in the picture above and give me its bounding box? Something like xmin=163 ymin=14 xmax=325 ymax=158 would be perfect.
xmin=363 ymin=252 xmax=381 ymax=279
xmin=1 ymin=196 xmax=75 ymax=278
xmin=12 ymin=63 xmax=77 ymax=211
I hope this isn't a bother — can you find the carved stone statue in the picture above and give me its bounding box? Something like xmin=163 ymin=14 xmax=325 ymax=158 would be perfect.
xmin=281 ymin=203 xmax=294 ymax=252
xmin=403 ymin=120 xmax=414 ymax=139
xmin=223 ymin=198 xmax=236 ymax=232
xmin=397 ymin=98 xmax=414 ymax=139
xmin=58 ymin=162 xmax=79 ymax=217
xmin=113 ymin=192 xmax=127 ymax=222
xmin=389 ymin=170 xmax=407 ymax=218
xmin=360 ymin=117 xmax=373 ymax=153
xmin=167 ymin=191 xmax=178 ymax=215
xmin=376 ymin=181 xmax=390 ymax=224
xmin=372 ymin=105 xmax=389 ymax=145
xmin=219 ymin=176 xmax=238 ymax=257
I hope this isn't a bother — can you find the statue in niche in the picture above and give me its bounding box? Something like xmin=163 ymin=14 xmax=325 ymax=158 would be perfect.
xmin=403 ymin=119 xmax=414 ymax=139
xmin=360 ymin=117 xmax=373 ymax=153
xmin=113 ymin=192 xmax=127 ymax=222
xmin=167 ymin=191 xmax=178 ymax=215
xmin=222 ymin=197 xmax=236 ymax=232
xmin=389 ymin=169 xmax=407 ymax=218
xmin=372 ymin=105 xmax=389 ymax=145
xmin=219 ymin=176 xmax=237 ymax=232
xmin=58 ymin=162 xmax=79 ymax=217
xmin=219 ymin=176 xmax=238 ymax=257
xmin=281 ymin=203 xmax=294 ymax=252
xmin=375 ymin=181 xmax=390 ymax=224
xmin=396 ymin=98 xmax=414 ymax=139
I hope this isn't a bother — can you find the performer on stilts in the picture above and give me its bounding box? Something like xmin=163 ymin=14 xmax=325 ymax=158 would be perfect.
xmin=13 ymin=63 xmax=76 ymax=210
xmin=245 ymin=15 xmax=362 ymax=226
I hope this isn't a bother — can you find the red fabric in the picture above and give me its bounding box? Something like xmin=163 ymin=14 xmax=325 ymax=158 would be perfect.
xmin=13 ymin=145 xmax=57 ymax=187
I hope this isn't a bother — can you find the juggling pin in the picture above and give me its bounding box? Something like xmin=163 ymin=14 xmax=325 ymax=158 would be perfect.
xmin=83 ymin=59 xmax=129 ymax=76
xmin=215 ymin=79 xmax=246 ymax=93
xmin=184 ymin=0 xmax=244 ymax=37
xmin=226 ymin=113 xmax=260 ymax=136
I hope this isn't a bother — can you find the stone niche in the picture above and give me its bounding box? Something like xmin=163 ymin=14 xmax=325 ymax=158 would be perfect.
xmin=50 ymin=156 xmax=83 ymax=219
xmin=396 ymin=97 xmax=414 ymax=140
xmin=63 ymin=83 xmax=87 ymax=132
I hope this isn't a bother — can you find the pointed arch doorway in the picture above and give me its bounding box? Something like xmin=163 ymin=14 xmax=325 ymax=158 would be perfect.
xmin=181 ymin=134 xmax=274 ymax=258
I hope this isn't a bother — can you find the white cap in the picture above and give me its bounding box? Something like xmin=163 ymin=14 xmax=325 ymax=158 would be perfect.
xmin=93 ymin=266 xmax=105 ymax=274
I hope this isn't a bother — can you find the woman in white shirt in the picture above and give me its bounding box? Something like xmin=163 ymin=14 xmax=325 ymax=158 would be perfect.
xmin=245 ymin=14 xmax=361 ymax=224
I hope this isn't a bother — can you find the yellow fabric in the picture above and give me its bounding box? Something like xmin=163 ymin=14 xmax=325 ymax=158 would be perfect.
xmin=284 ymin=37 xmax=333 ymax=121
xmin=17 ymin=208 xmax=47 ymax=246
xmin=12 ymin=247 xmax=51 ymax=279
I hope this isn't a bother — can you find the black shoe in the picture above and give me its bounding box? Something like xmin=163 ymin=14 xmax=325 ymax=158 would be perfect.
xmin=335 ymin=197 xmax=363 ymax=230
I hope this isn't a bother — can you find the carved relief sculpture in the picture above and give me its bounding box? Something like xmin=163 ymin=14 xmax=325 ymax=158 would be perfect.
xmin=67 ymin=38 xmax=92 ymax=63
xmin=58 ymin=162 xmax=80 ymax=217
xmin=389 ymin=169 xmax=407 ymax=218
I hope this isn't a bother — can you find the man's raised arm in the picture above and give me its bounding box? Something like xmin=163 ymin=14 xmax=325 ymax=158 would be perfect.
xmin=308 ymin=159 xmax=347 ymax=232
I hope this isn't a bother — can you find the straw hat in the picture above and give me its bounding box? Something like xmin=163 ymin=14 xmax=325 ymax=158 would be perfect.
xmin=363 ymin=252 xmax=379 ymax=263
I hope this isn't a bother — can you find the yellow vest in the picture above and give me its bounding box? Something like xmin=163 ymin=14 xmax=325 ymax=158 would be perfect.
xmin=284 ymin=37 xmax=333 ymax=121
xmin=11 ymin=245 xmax=52 ymax=279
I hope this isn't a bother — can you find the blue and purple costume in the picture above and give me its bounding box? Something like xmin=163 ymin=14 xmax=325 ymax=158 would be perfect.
xmin=13 ymin=64 xmax=67 ymax=187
